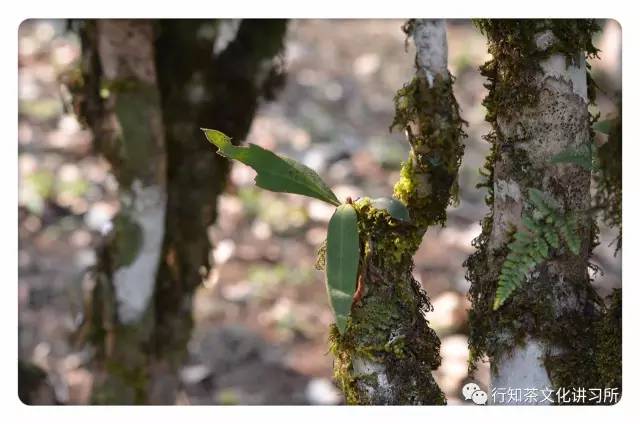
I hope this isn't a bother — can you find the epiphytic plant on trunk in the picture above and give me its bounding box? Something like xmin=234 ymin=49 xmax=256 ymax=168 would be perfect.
xmin=202 ymin=19 xmax=465 ymax=405
xmin=203 ymin=128 xmax=410 ymax=335
xmin=465 ymin=19 xmax=621 ymax=405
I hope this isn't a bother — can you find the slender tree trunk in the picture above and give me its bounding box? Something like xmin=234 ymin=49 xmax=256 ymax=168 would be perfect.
xmin=330 ymin=19 xmax=465 ymax=405
xmin=150 ymin=19 xmax=288 ymax=403
xmin=74 ymin=19 xmax=287 ymax=404
xmin=466 ymin=20 xmax=620 ymax=405
xmin=76 ymin=20 xmax=168 ymax=404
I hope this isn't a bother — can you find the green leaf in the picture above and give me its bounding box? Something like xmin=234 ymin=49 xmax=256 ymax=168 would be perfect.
xmin=371 ymin=197 xmax=411 ymax=222
xmin=522 ymin=216 xmax=539 ymax=232
xmin=528 ymin=188 xmax=559 ymax=214
xmin=202 ymin=128 xmax=340 ymax=206
xmin=544 ymin=230 xmax=560 ymax=249
xmin=495 ymin=188 xmax=585 ymax=310
xmin=550 ymin=144 xmax=593 ymax=171
xmin=593 ymin=119 xmax=614 ymax=135
xmin=113 ymin=214 xmax=143 ymax=268
xmin=536 ymin=238 xmax=549 ymax=258
xmin=493 ymin=285 xmax=512 ymax=310
xmin=559 ymin=215 xmax=581 ymax=255
xmin=326 ymin=204 xmax=360 ymax=334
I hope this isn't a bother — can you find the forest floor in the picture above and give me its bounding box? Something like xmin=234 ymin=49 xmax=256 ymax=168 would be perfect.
xmin=18 ymin=19 xmax=622 ymax=405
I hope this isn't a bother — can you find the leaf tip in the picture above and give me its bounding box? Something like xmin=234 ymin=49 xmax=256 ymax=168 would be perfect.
xmin=202 ymin=128 xmax=232 ymax=148
xmin=493 ymin=298 xmax=503 ymax=310
xmin=336 ymin=316 xmax=348 ymax=335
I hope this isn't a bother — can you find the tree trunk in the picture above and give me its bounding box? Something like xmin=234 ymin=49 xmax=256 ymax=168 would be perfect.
xmin=75 ymin=19 xmax=287 ymax=404
xmin=150 ymin=19 xmax=288 ymax=403
xmin=76 ymin=20 xmax=168 ymax=404
xmin=329 ymin=19 xmax=465 ymax=405
xmin=465 ymin=20 xmax=621 ymax=405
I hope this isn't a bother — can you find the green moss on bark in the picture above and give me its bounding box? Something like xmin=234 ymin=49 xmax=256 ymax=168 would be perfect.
xmin=594 ymin=289 xmax=622 ymax=391
xmin=328 ymin=198 xmax=444 ymax=405
xmin=474 ymin=19 xmax=599 ymax=118
xmin=326 ymin=21 xmax=467 ymax=404
xmin=465 ymin=20 xmax=620 ymax=402
xmin=391 ymin=74 xmax=466 ymax=231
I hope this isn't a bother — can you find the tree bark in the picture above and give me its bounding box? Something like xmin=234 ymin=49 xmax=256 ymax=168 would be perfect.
xmin=75 ymin=19 xmax=287 ymax=404
xmin=330 ymin=19 xmax=464 ymax=405
xmin=466 ymin=20 xmax=620 ymax=405
xmin=75 ymin=20 xmax=167 ymax=404
xmin=150 ymin=19 xmax=288 ymax=403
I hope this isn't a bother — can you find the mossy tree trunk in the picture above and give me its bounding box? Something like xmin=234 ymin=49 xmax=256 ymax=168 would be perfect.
xmin=330 ymin=19 xmax=465 ymax=405
xmin=75 ymin=19 xmax=287 ymax=404
xmin=465 ymin=20 xmax=621 ymax=405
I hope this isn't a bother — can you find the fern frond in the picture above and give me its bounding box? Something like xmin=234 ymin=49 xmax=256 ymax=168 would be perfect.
xmin=543 ymin=230 xmax=560 ymax=249
xmin=550 ymin=144 xmax=594 ymax=171
xmin=558 ymin=215 xmax=581 ymax=255
xmin=493 ymin=188 xmax=582 ymax=310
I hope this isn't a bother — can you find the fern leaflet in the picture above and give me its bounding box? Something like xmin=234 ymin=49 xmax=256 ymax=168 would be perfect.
xmin=493 ymin=188 xmax=581 ymax=310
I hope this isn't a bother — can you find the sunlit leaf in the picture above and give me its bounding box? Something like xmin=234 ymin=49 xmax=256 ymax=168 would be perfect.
xmin=202 ymin=128 xmax=340 ymax=206
xmin=326 ymin=204 xmax=360 ymax=334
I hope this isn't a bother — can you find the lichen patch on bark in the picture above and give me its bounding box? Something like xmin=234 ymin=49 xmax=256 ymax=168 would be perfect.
xmin=113 ymin=182 xmax=166 ymax=324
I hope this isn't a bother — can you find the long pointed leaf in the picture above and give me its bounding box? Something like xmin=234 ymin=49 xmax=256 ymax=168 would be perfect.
xmin=326 ymin=204 xmax=360 ymax=334
xmin=202 ymin=128 xmax=340 ymax=206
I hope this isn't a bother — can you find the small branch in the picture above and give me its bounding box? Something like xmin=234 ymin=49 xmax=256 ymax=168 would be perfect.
xmin=392 ymin=19 xmax=466 ymax=233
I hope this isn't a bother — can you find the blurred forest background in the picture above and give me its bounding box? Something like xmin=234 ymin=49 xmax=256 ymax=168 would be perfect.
xmin=18 ymin=19 xmax=621 ymax=405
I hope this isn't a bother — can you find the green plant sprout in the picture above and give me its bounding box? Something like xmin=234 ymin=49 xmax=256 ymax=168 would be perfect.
xmin=202 ymin=128 xmax=409 ymax=334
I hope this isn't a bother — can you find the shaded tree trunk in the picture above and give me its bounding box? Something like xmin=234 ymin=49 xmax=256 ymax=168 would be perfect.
xmin=150 ymin=19 xmax=288 ymax=403
xmin=18 ymin=360 xmax=57 ymax=405
xmin=465 ymin=20 xmax=621 ymax=405
xmin=329 ymin=19 xmax=465 ymax=405
xmin=77 ymin=20 xmax=168 ymax=404
xmin=75 ymin=19 xmax=287 ymax=404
